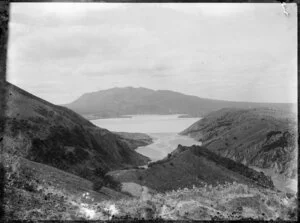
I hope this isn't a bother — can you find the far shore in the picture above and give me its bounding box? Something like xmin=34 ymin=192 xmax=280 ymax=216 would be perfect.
xmin=85 ymin=113 xmax=202 ymax=120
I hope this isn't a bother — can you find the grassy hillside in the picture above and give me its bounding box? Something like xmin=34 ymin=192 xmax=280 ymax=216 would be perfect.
xmin=180 ymin=108 xmax=297 ymax=191
xmin=0 ymin=80 xmax=152 ymax=220
xmin=108 ymin=145 xmax=274 ymax=192
xmin=2 ymin=81 xmax=149 ymax=179
xmin=86 ymin=182 xmax=297 ymax=221
xmin=4 ymin=152 xmax=296 ymax=221
xmin=63 ymin=87 xmax=295 ymax=119
xmin=113 ymin=132 xmax=153 ymax=150
xmin=1 ymin=81 xmax=297 ymax=221
xmin=3 ymin=154 xmax=130 ymax=220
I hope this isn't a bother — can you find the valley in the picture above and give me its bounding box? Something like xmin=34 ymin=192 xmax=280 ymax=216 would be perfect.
xmin=3 ymin=2 xmax=297 ymax=221
xmin=1 ymin=81 xmax=297 ymax=221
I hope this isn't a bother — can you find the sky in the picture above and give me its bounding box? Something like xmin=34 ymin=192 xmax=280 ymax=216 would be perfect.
xmin=7 ymin=3 xmax=297 ymax=105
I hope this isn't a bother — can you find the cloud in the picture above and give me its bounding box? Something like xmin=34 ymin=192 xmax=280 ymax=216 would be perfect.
xmin=162 ymin=3 xmax=254 ymax=17
xmin=7 ymin=3 xmax=297 ymax=104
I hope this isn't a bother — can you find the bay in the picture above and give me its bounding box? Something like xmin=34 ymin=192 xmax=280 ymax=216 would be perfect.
xmin=91 ymin=114 xmax=202 ymax=161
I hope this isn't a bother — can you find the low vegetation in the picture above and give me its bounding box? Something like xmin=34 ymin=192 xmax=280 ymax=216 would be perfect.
xmin=180 ymin=107 xmax=297 ymax=186
xmin=3 ymin=153 xmax=297 ymax=221
xmin=1 ymin=82 xmax=297 ymax=221
xmin=132 ymin=145 xmax=274 ymax=191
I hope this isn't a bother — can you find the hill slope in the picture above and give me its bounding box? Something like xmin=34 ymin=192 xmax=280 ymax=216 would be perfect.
xmin=1 ymin=80 xmax=149 ymax=182
xmin=0 ymin=80 xmax=153 ymax=220
xmin=108 ymin=145 xmax=274 ymax=192
xmin=180 ymin=108 xmax=297 ymax=192
xmin=113 ymin=132 xmax=153 ymax=150
xmin=89 ymin=182 xmax=297 ymax=221
xmin=63 ymin=87 xmax=295 ymax=119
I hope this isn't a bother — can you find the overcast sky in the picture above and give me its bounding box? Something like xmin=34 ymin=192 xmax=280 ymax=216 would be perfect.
xmin=7 ymin=3 xmax=297 ymax=104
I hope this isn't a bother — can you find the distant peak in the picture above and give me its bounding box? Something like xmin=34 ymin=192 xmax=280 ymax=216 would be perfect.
xmin=106 ymin=86 xmax=153 ymax=91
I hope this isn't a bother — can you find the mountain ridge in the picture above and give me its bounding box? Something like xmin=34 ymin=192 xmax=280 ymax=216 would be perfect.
xmin=108 ymin=144 xmax=275 ymax=193
xmin=180 ymin=107 xmax=297 ymax=193
xmin=63 ymin=87 xmax=295 ymax=120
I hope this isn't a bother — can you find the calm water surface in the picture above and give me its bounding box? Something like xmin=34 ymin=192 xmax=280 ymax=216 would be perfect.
xmin=91 ymin=114 xmax=202 ymax=161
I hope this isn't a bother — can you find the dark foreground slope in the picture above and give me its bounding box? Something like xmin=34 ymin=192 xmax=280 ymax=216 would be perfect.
xmin=180 ymin=108 xmax=297 ymax=183
xmin=63 ymin=87 xmax=295 ymax=119
xmin=109 ymin=145 xmax=274 ymax=192
xmin=4 ymin=154 xmax=130 ymax=220
xmin=0 ymin=81 xmax=152 ymax=219
xmin=2 ymin=81 xmax=149 ymax=177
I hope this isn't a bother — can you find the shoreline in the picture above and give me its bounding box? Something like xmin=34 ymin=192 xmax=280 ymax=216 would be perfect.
xmin=85 ymin=113 xmax=202 ymax=121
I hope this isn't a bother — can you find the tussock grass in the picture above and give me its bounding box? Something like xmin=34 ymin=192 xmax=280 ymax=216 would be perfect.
xmin=65 ymin=182 xmax=297 ymax=221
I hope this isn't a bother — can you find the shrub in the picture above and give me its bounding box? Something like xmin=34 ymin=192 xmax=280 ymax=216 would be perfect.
xmin=0 ymin=163 xmax=5 ymax=220
xmin=94 ymin=167 xmax=108 ymax=178
xmin=93 ymin=178 xmax=105 ymax=191
xmin=94 ymin=175 xmax=122 ymax=192
xmin=287 ymin=207 xmax=297 ymax=220
xmin=105 ymin=175 xmax=121 ymax=191
xmin=74 ymin=147 xmax=89 ymax=160
xmin=23 ymin=181 xmax=37 ymax=192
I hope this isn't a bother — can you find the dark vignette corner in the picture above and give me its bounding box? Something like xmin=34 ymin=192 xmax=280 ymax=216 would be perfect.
xmin=0 ymin=0 xmax=9 ymax=221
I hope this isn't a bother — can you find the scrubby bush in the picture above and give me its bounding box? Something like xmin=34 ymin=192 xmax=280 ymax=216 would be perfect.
xmin=93 ymin=178 xmax=105 ymax=191
xmin=74 ymin=147 xmax=89 ymax=160
xmin=103 ymin=175 xmax=121 ymax=191
xmin=0 ymin=163 xmax=5 ymax=221
xmin=92 ymin=175 xmax=121 ymax=192
xmin=93 ymin=167 xmax=108 ymax=178
xmin=287 ymin=207 xmax=297 ymax=220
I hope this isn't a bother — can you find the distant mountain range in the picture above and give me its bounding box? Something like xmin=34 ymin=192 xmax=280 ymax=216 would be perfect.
xmin=63 ymin=87 xmax=296 ymax=119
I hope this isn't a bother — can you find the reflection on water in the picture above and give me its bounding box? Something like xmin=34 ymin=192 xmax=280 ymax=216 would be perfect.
xmin=92 ymin=114 xmax=202 ymax=161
